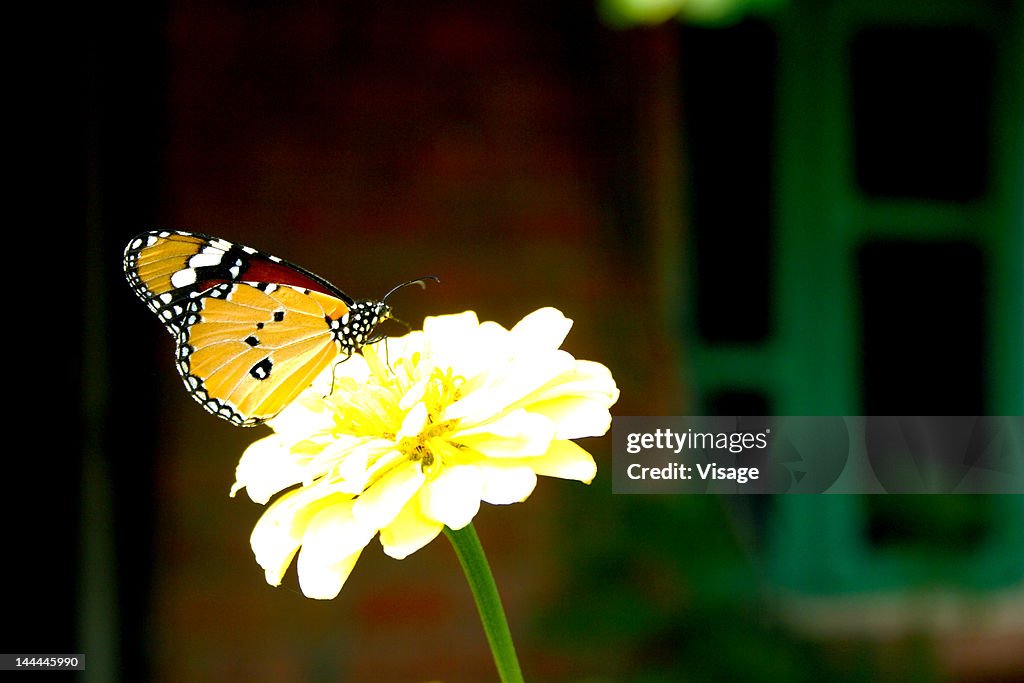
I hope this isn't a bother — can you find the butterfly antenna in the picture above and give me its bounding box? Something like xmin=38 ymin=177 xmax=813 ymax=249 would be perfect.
xmin=382 ymin=275 xmax=440 ymax=303
xmin=366 ymin=277 xmax=438 ymax=368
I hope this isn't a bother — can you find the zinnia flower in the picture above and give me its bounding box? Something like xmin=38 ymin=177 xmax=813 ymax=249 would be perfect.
xmin=231 ymin=307 xmax=619 ymax=599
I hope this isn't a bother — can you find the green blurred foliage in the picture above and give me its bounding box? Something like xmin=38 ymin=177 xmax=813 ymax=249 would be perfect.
xmin=600 ymin=0 xmax=786 ymax=28
xmin=532 ymin=487 xmax=941 ymax=681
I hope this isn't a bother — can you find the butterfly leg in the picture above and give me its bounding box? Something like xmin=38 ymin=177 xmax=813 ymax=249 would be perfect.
xmin=326 ymin=352 xmax=355 ymax=397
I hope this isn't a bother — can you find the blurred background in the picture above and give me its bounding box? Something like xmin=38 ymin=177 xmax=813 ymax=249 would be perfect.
xmin=10 ymin=0 xmax=1023 ymax=680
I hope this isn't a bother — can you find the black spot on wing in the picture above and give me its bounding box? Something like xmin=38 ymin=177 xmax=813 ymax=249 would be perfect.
xmin=250 ymin=358 xmax=273 ymax=380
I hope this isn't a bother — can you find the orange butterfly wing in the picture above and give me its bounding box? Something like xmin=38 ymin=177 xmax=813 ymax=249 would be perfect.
xmin=181 ymin=283 xmax=349 ymax=425
xmin=124 ymin=231 xmax=390 ymax=426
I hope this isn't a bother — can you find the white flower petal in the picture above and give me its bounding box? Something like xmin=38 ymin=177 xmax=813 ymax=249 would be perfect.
xmin=301 ymin=498 xmax=377 ymax=564
xmin=297 ymin=546 xmax=363 ymax=600
xmin=266 ymin=390 xmax=338 ymax=437
xmin=472 ymin=322 xmax=515 ymax=360
xmin=249 ymin=486 xmax=352 ymax=586
xmin=329 ymin=351 xmax=371 ymax=383
xmin=479 ymin=464 xmax=538 ymax=504
xmin=486 ymin=440 xmax=598 ymax=484
xmin=232 ymin=434 xmax=307 ymax=503
xmin=421 ymin=314 xmax=497 ymax=376
xmin=526 ymin=360 xmax=620 ymax=408
xmin=252 ymin=525 xmax=299 ymax=588
xmin=422 ymin=311 xmax=480 ymax=347
xmin=397 ymin=402 xmax=429 ymax=440
xmin=530 ymin=439 xmax=598 ymax=483
xmin=379 ymin=498 xmax=445 ymax=560
xmin=313 ymin=437 xmax=373 ymax=492
xmin=442 ymin=350 xmax=576 ymax=423
xmin=292 ymin=501 xmax=376 ymax=598
xmin=454 ymin=409 xmax=555 ymax=458
xmin=419 ymin=465 xmax=483 ymax=529
xmin=524 ymin=398 xmax=613 ymax=440
xmin=398 ymin=378 xmax=429 ymax=411
xmin=516 ymin=360 xmax=619 ymax=438
xmin=352 ymin=460 xmax=425 ymax=530
xmin=510 ymin=307 xmax=573 ymax=350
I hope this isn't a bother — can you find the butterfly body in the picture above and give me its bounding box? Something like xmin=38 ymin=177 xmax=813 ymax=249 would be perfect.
xmin=124 ymin=230 xmax=408 ymax=426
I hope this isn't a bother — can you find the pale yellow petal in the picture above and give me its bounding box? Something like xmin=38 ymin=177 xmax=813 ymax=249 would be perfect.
xmin=310 ymin=436 xmax=374 ymax=492
xmin=471 ymin=322 xmax=515 ymax=362
xmin=351 ymin=460 xmax=425 ymax=530
xmin=510 ymin=307 xmax=573 ymax=350
xmin=478 ymin=463 xmax=538 ymax=504
xmin=419 ymin=465 xmax=483 ymax=529
xmin=442 ymin=351 xmax=576 ymax=423
xmin=420 ymin=313 xmax=499 ymax=378
xmin=397 ymin=402 xmax=429 ymax=440
xmin=266 ymin=382 xmax=343 ymax=437
xmin=327 ymin=350 xmax=371 ymax=383
xmin=249 ymin=486 xmax=353 ymax=586
xmin=379 ymin=497 xmax=445 ymax=560
xmin=372 ymin=332 xmax=424 ymax=377
xmin=232 ymin=434 xmax=306 ymax=503
xmin=358 ymin=341 xmax=390 ymax=381
xmin=293 ymin=501 xmax=375 ymax=598
xmin=301 ymin=497 xmax=377 ymax=564
xmin=518 ymin=360 xmax=619 ymax=438
xmin=453 ymin=409 xmax=555 ymax=458
xmin=315 ymin=439 xmax=404 ymax=495
xmin=524 ymin=397 xmax=613 ymax=440
xmin=530 ymin=360 xmax=620 ymax=405
xmin=490 ymin=440 xmax=598 ymax=484
xmin=249 ymin=495 xmax=303 ymax=586
xmin=297 ymin=546 xmax=363 ymax=600
xmin=530 ymin=439 xmax=598 ymax=483
xmin=422 ymin=311 xmax=480 ymax=346
xmin=398 ymin=378 xmax=429 ymax=411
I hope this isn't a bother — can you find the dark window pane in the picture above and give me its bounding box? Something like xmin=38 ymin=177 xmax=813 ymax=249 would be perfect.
xmin=858 ymin=240 xmax=986 ymax=414
xmin=852 ymin=27 xmax=993 ymax=201
xmin=681 ymin=20 xmax=776 ymax=343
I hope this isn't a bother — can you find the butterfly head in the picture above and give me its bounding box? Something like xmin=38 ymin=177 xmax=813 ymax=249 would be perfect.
xmin=369 ymin=299 xmax=393 ymax=328
xmin=346 ymin=277 xmax=439 ymax=348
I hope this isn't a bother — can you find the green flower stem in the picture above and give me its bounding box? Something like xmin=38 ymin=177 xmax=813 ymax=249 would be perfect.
xmin=445 ymin=524 xmax=524 ymax=683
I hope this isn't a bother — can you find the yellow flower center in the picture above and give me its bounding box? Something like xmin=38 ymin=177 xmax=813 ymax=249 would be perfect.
xmin=397 ymin=366 xmax=465 ymax=475
xmin=422 ymin=366 xmax=465 ymax=418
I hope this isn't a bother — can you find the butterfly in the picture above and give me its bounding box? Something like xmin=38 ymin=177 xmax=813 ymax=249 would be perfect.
xmin=123 ymin=230 xmax=436 ymax=426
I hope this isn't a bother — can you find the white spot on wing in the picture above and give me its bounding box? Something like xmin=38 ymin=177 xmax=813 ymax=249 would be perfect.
xmin=171 ymin=269 xmax=198 ymax=287
xmin=188 ymin=252 xmax=223 ymax=268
